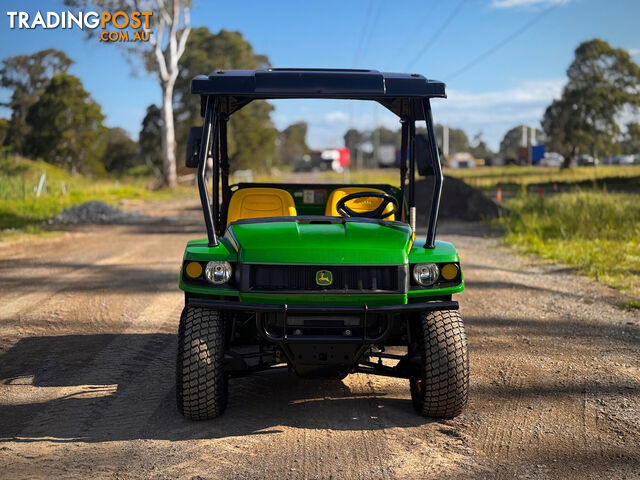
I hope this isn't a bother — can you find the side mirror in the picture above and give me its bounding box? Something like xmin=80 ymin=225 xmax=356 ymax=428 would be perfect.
xmin=415 ymin=133 xmax=435 ymax=176
xmin=185 ymin=126 xmax=203 ymax=168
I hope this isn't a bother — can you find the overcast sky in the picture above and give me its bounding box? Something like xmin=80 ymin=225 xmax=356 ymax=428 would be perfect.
xmin=1 ymin=0 xmax=639 ymax=150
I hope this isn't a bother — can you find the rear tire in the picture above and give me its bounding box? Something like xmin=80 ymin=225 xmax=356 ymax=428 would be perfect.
xmin=410 ymin=310 xmax=469 ymax=419
xmin=176 ymin=306 xmax=227 ymax=420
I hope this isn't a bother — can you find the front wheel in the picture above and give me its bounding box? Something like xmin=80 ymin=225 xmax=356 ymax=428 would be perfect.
xmin=176 ymin=306 xmax=227 ymax=420
xmin=410 ymin=310 xmax=469 ymax=419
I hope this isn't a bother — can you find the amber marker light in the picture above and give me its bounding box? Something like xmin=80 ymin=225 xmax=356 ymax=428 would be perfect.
xmin=185 ymin=261 xmax=203 ymax=279
xmin=441 ymin=263 xmax=459 ymax=281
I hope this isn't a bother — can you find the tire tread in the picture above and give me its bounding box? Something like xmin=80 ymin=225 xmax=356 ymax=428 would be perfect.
xmin=176 ymin=306 xmax=227 ymax=420
xmin=411 ymin=310 xmax=469 ymax=419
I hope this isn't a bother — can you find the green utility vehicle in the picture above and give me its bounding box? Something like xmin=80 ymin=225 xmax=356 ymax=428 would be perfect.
xmin=177 ymin=69 xmax=468 ymax=420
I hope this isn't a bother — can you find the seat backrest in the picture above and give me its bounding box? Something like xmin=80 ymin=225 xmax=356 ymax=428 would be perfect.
xmin=227 ymin=187 xmax=297 ymax=224
xmin=324 ymin=187 xmax=396 ymax=220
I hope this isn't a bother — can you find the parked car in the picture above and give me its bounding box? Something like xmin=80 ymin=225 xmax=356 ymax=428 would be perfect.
xmin=615 ymin=154 xmax=637 ymax=165
xmin=539 ymin=152 xmax=564 ymax=167
xmin=576 ymin=154 xmax=597 ymax=166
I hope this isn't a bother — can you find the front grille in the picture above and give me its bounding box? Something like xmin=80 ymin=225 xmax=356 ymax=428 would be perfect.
xmin=245 ymin=265 xmax=403 ymax=292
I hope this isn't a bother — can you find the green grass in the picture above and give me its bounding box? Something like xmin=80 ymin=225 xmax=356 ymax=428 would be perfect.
xmin=0 ymin=156 xmax=189 ymax=237
xmin=620 ymin=300 xmax=640 ymax=311
xmin=447 ymin=165 xmax=640 ymax=190
xmin=245 ymin=165 xmax=640 ymax=191
xmin=499 ymin=190 xmax=640 ymax=298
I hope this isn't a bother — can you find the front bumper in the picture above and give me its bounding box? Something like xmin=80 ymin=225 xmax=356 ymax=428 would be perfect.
xmin=186 ymin=298 xmax=458 ymax=344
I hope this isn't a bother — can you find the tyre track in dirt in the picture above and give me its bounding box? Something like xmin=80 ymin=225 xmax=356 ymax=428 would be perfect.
xmin=16 ymin=296 xmax=182 ymax=442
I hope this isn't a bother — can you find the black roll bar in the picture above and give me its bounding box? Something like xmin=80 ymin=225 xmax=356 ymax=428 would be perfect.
xmin=212 ymin=114 xmax=220 ymax=235
xmin=198 ymin=96 xmax=218 ymax=247
xmin=424 ymin=99 xmax=443 ymax=249
xmin=408 ymin=121 xmax=416 ymax=210
xmin=399 ymin=121 xmax=408 ymax=222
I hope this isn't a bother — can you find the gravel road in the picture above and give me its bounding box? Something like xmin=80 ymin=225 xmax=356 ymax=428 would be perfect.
xmin=0 ymin=199 xmax=638 ymax=479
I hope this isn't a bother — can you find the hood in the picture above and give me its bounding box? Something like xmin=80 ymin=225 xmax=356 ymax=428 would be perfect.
xmin=227 ymin=219 xmax=412 ymax=265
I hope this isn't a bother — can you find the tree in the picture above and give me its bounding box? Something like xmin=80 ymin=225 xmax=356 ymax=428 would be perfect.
xmin=0 ymin=49 xmax=73 ymax=154
xmin=25 ymin=73 xmax=106 ymax=174
xmin=228 ymin=101 xmax=277 ymax=170
xmin=65 ymin=0 xmax=191 ymax=186
xmin=0 ymin=118 xmax=8 ymax=147
xmin=139 ymin=104 xmax=163 ymax=174
xmin=622 ymin=122 xmax=640 ymax=154
xmin=103 ymin=127 xmax=139 ymax=172
xmin=277 ymin=122 xmax=309 ymax=166
xmin=542 ymin=39 xmax=640 ymax=167
xmin=344 ymin=128 xmax=365 ymax=152
xmin=470 ymin=131 xmax=493 ymax=159
xmin=174 ymin=27 xmax=275 ymax=171
xmin=499 ymin=125 xmax=544 ymax=160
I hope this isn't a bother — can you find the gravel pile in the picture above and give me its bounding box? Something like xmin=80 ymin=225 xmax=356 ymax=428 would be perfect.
xmin=50 ymin=201 xmax=142 ymax=225
xmin=415 ymin=175 xmax=508 ymax=221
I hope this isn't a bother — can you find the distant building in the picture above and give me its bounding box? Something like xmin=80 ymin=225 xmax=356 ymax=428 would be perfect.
xmin=449 ymin=152 xmax=476 ymax=169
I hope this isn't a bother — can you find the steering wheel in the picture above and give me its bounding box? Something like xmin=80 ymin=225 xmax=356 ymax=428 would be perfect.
xmin=335 ymin=192 xmax=399 ymax=219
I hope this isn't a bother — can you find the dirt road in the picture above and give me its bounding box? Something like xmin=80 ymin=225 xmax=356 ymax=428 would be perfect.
xmin=0 ymin=199 xmax=638 ymax=479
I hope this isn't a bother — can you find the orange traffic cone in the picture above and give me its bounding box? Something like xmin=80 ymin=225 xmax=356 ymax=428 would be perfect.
xmin=495 ymin=187 xmax=502 ymax=202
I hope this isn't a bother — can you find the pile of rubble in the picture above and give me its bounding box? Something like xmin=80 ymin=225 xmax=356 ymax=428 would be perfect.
xmin=50 ymin=201 xmax=142 ymax=225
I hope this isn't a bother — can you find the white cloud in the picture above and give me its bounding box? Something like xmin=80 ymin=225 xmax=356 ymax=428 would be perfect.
xmin=491 ymin=0 xmax=568 ymax=8
xmin=323 ymin=111 xmax=350 ymax=124
xmin=431 ymin=78 xmax=565 ymax=149
xmin=445 ymin=78 xmax=564 ymax=109
xmin=628 ymin=48 xmax=640 ymax=57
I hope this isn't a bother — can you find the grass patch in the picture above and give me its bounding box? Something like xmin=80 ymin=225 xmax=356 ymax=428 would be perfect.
xmin=237 ymin=165 xmax=640 ymax=191
xmin=619 ymin=300 xmax=640 ymax=311
xmin=447 ymin=165 xmax=640 ymax=190
xmin=499 ymin=190 xmax=640 ymax=298
xmin=0 ymin=156 xmax=190 ymax=237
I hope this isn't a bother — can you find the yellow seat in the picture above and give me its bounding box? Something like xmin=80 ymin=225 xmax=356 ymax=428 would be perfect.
xmin=324 ymin=187 xmax=396 ymax=220
xmin=227 ymin=187 xmax=297 ymax=224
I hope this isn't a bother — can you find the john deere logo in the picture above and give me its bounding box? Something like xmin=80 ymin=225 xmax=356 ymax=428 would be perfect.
xmin=315 ymin=269 xmax=333 ymax=286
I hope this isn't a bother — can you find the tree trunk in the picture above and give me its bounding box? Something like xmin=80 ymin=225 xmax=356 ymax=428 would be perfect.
xmin=561 ymin=145 xmax=576 ymax=169
xmin=161 ymin=81 xmax=177 ymax=188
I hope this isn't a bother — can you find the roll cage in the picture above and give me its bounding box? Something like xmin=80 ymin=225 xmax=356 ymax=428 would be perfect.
xmin=191 ymin=68 xmax=446 ymax=249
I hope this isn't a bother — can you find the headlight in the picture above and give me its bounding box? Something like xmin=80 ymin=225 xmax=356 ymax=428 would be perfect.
xmin=413 ymin=263 xmax=440 ymax=287
xmin=205 ymin=261 xmax=232 ymax=285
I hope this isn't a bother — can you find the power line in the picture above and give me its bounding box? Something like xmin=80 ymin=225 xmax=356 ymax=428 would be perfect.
xmin=350 ymin=0 xmax=374 ymax=137
xmin=404 ymin=0 xmax=467 ymax=71
xmin=352 ymin=0 xmax=374 ymax=67
xmin=402 ymin=0 xmax=437 ymax=49
xmin=446 ymin=4 xmax=559 ymax=80
xmin=359 ymin=0 xmax=385 ymax=66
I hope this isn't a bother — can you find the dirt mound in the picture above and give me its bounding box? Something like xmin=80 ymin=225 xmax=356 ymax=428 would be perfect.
xmin=50 ymin=201 xmax=142 ymax=225
xmin=415 ymin=175 xmax=507 ymax=221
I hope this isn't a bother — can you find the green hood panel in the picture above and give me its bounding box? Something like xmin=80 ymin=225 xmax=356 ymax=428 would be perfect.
xmin=409 ymin=238 xmax=460 ymax=264
xmin=228 ymin=220 xmax=413 ymax=265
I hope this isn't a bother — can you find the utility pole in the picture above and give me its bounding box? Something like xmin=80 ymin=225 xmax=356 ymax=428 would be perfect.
xmin=529 ymin=127 xmax=536 ymax=166
xmin=443 ymin=125 xmax=449 ymax=159
xmin=521 ymin=125 xmax=532 ymax=165
xmin=373 ymin=104 xmax=379 ymax=167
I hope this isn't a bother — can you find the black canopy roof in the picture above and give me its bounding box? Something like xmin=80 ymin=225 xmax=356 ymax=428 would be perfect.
xmin=191 ymin=69 xmax=446 ymax=120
